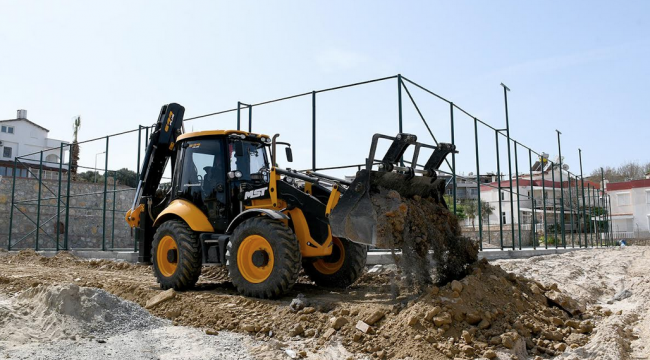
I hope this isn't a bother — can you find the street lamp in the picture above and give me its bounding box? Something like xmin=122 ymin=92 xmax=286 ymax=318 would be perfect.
xmin=95 ymin=151 xmax=106 ymax=183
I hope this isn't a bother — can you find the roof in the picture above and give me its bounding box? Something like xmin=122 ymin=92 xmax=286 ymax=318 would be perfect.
xmin=0 ymin=118 xmax=49 ymax=132
xmin=606 ymin=179 xmax=650 ymax=192
xmin=480 ymin=178 xmax=600 ymax=192
xmin=177 ymin=130 xmax=269 ymax=141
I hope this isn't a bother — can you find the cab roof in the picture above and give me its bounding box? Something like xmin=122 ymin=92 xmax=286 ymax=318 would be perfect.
xmin=177 ymin=130 xmax=270 ymax=142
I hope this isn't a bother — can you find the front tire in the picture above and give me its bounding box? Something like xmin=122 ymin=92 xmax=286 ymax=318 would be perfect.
xmin=227 ymin=217 xmax=301 ymax=299
xmin=302 ymin=237 xmax=367 ymax=288
xmin=152 ymin=219 xmax=202 ymax=290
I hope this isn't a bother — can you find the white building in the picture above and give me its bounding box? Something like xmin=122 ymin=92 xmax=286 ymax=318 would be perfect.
xmin=475 ymin=165 xmax=602 ymax=232
xmin=0 ymin=110 xmax=68 ymax=178
xmin=606 ymin=175 xmax=650 ymax=239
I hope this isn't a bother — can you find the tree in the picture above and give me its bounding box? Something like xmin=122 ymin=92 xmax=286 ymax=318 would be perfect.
xmin=463 ymin=199 xmax=478 ymax=230
xmin=480 ymin=200 xmax=494 ymax=223
xmin=588 ymin=160 xmax=650 ymax=183
xmin=115 ymin=168 xmax=138 ymax=187
xmin=70 ymin=116 xmax=81 ymax=180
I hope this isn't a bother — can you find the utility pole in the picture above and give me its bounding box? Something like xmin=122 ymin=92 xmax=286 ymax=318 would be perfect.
xmin=556 ymin=130 xmax=566 ymax=248
xmin=501 ymin=83 xmax=516 ymax=249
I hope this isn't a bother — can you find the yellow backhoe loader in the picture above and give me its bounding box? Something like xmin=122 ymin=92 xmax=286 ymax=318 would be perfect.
xmin=126 ymin=103 xmax=454 ymax=298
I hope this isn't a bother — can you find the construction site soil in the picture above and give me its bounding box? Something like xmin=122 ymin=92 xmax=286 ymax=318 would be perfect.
xmin=3 ymin=248 xmax=645 ymax=359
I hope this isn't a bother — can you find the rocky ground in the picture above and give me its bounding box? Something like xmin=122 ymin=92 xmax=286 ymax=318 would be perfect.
xmin=0 ymin=247 xmax=647 ymax=359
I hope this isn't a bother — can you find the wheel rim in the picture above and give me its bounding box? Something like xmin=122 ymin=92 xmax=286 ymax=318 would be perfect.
xmin=157 ymin=235 xmax=178 ymax=277
xmin=313 ymin=237 xmax=345 ymax=275
xmin=238 ymin=235 xmax=275 ymax=283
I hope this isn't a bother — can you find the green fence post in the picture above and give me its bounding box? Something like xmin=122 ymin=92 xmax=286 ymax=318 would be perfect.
xmin=397 ymin=74 xmax=403 ymax=134
xmin=111 ymin=170 xmax=116 ymax=249
xmin=102 ymin=137 xmax=109 ymax=251
xmin=248 ymin=105 xmax=253 ymax=132
xmin=576 ymin=172 xmax=582 ymax=247
xmin=35 ymin=151 xmax=44 ymax=251
xmin=528 ymin=149 xmax=536 ymax=250
xmin=608 ymin=194 xmax=613 ymax=246
xmin=551 ymin=163 xmax=558 ymax=249
xmin=450 ymin=102 xmax=457 ymax=214
xmin=8 ymin=158 xmax=18 ymax=250
xmin=495 ymin=131 xmax=504 ymax=250
xmin=474 ymin=118 xmax=483 ymax=250
xmin=568 ymin=174 xmax=574 ymax=248
xmin=541 ymin=159 xmax=548 ymax=248
xmin=514 ymin=143 xmax=522 ymax=250
xmin=556 ymin=130 xmax=566 ymax=248
xmin=236 ymin=101 xmax=241 ymax=131
xmin=135 ymin=126 xmax=142 ymax=252
xmin=56 ymin=143 xmax=64 ymax=251
xmin=64 ymin=144 xmax=73 ymax=250
xmin=579 ymin=149 xmax=588 ymax=248
xmin=312 ymin=91 xmax=316 ymax=171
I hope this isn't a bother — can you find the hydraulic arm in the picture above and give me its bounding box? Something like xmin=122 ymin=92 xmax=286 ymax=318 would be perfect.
xmin=125 ymin=103 xmax=185 ymax=262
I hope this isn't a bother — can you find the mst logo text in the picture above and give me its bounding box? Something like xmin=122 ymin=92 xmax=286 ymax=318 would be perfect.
xmin=244 ymin=187 xmax=268 ymax=200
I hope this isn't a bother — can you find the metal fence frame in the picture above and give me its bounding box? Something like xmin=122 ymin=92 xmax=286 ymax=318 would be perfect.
xmin=6 ymin=74 xmax=613 ymax=252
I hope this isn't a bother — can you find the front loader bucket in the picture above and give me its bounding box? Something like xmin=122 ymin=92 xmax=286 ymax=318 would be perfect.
xmin=329 ymin=169 xmax=447 ymax=248
xmin=329 ymin=133 xmax=456 ymax=249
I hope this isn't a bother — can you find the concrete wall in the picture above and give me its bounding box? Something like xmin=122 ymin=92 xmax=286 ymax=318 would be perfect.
xmin=0 ymin=176 xmax=136 ymax=250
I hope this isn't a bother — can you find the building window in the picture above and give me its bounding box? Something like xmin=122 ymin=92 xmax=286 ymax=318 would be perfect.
xmin=501 ymin=192 xmax=505 ymax=201
xmin=3 ymin=147 xmax=12 ymax=158
xmin=1 ymin=126 xmax=14 ymax=134
xmin=618 ymin=193 xmax=631 ymax=206
xmin=502 ymin=212 xmax=507 ymax=224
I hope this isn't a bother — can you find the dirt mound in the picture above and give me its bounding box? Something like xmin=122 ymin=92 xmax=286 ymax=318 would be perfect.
xmin=372 ymin=189 xmax=478 ymax=288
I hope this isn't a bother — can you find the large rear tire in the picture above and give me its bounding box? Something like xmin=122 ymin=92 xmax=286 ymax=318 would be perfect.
xmin=226 ymin=217 xmax=301 ymax=299
xmin=152 ymin=219 xmax=202 ymax=290
xmin=302 ymin=237 xmax=367 ymax=288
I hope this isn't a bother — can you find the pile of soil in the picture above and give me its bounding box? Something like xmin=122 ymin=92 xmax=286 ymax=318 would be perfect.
xmin=372 ymin=189 xmax=478 ymax=287
xmin=0 ymin=250 xmax=601 ymax=360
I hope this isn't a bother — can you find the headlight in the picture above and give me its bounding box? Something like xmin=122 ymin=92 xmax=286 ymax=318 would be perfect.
xmin=235 ymin=171 xmax=243 ymax=178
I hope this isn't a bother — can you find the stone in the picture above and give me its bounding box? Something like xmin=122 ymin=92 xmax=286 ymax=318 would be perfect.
xmin=577 ymin=323 xmax=593 ymax=334
xmin=430 ymin=286 xmax=440 ymax=295
xmin=433 ymin=313 xmax=452 ymax=327
xmin=542 ymin=330 xmax=564 ymax=341
xmin=461 ymin=330 xmax=472 ymax=344
xmin=330 ymin=316 xmax=348 ymax=330
xmin=484 ymin=349 xmax=497 ymax=359
xmin=356 ymin=320 xmax=374 ymax=334
xmin=489 ymin=336 xmax=502 ymax=345
xmin=545 ymin=291 xmax=585 ymax=315
xmin=304 ymin=329 xmax=316 ymax=337
xmin=478 ymin=319 xmax=491 ymax=330
xmin=425 ymin=307 xmax=442 ymax=321
xmin=551 ymin=317 xmax=564 ymax=326
xmin=165 ymin=308 xmax=181 ymax=318
xmin=205 ymin=329 xmax=218 ymax=335
xmin=613 ymin=289 xmax=632 ymax=302
xmin=290 ymin=294 xmax=307 ymax=312
xmin=530 ymin=284 xmax=542 ymax=295
xmin=565 ymin=319 xmax=580 ymax=329
xmin=465 ymin=311 xmax=482 ymax=325
xmin=460 ymin=345 xmax=474 ymax=356
xmin=289 ymin=324 xmax=304 ymax=337
xmin=414 ymin=334 xmax=422 ymax=341
xmin=501 ymin=334 xmax=515 ymax=349
xmin=603 ymin=309 xmax=612 ymax=316
xmin=364 ymin=310 xmax=386 ymax=325
xmin=242 ymin=324 xmax=256 ymax=332
xmin=145 ymin=289 xmax=176 ymax=309
xmin=323 ymin=328 xmax=336 ymax=340
xmin=451 ymin=280 xmax=463 ymax=293
xmin=353 ymin=333 xmax=363 ymax=342
xmin=554 ymin=343 xmax=567 ymax=352
xmin=302 ymin=307 xmax=316 ymax=314
xmin=407 ymin=316 xmax=419 ymax=326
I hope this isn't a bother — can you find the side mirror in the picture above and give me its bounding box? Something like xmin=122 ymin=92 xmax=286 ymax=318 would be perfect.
xmin=234 ymin=141 xmax=244 ymax=157
xmin=285 ymin=147 xmax=293 ymax=163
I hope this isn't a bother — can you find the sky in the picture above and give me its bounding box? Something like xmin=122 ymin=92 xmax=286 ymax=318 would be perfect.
xmin=1 ymin=1 xmax=648 ymax=179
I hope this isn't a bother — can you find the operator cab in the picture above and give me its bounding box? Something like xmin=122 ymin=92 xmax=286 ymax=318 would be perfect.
xmin=172 ymin=131 xmax=272 ymax=233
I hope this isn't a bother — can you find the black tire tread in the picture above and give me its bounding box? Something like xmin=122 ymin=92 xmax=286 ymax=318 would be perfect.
xmin=151 ymin=219 xmax=202 ymax=290
xmin=226 ymin=217 xmax=301 ymax=299
xmin=303 ymin=238 xmax=367 ymax=288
